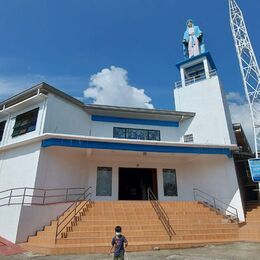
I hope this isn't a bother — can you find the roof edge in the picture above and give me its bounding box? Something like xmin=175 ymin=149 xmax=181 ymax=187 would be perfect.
xmin=0 ymin=82 xmax=195 ymax=120
xmin=0 ymin=82 xmax=85 ymax=110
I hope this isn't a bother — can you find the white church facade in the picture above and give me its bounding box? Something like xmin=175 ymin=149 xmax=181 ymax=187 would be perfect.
xmin=0 ymin=52 xmax=245 ymax=243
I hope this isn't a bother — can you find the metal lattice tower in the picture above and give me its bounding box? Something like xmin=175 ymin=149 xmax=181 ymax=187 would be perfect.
xmin=229 ymin=0 xmax=260 ymax=158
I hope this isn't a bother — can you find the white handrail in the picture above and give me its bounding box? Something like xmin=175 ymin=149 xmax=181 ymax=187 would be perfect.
xmin=175 ymin=69 xmax=217 ymax=88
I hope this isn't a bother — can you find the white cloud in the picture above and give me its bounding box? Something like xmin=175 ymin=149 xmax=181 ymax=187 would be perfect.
xmin=227 ymin=92 xmax=255 ymax=151
xmin=226 ymin=92 xmax=245 ymax=104
xmin=84 ymin=66 xmax=154 ymax=109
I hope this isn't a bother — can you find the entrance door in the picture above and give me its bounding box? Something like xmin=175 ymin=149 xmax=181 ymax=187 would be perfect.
xmin=118 ymin=168 xmax=158 ymax=200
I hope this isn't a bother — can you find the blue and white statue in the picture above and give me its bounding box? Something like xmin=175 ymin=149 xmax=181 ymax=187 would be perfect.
xmin=182 ymin=19 xmax=205 ymax=59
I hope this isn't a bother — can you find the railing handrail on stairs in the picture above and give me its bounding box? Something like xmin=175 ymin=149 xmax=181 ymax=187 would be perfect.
xmin=0 ymin=187 xmax=86 ymax=207
xmin=147 ymin=187 xmax=175 ymax=240
xmin=55 ymin=186 xmax=92 ymax=243
xmin=193 ymin=188 xmax=239 ymax=221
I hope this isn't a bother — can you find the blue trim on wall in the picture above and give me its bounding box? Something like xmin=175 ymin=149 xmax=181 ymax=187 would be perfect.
xmin=176 ymin=52 xmax=217 ymax=70
xmin=91 ymin=115 xmax=179 ymax=127
xmin=42 ymin=138 xmax=232 ymax=158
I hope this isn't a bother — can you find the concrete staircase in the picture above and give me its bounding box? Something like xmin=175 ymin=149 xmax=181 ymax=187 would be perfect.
xmin=239 ymin=201 xmax=260 ymax=241
xmin=21 ymin=201 xmax=239 ymax=255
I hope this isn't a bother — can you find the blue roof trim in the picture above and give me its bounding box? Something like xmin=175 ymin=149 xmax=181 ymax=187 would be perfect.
xmin=41 ymin=138 xmax=232 ymax=158
xmin=176 ymin=52 xmax=216 ymax=70
xmin=91 ymin=115 xmax=179 ymax=127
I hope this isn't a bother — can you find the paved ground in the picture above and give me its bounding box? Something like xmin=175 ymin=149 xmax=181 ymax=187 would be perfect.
xmin=0 ymin=242 xmax=260 ymax=260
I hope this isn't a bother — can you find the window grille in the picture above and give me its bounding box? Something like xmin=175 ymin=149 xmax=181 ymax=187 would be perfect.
xmin=12 ymin=108 xmax=39 ymax=137
xmin=113 ymin=127 xmax=160 ymax=141
xmin=0 ymin=121 xmax=6 ymax=142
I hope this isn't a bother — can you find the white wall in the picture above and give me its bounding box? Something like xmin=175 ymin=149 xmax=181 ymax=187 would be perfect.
xmin=91 ymin=121 xmax=179 ymax=142
xmin=35 ymin=146 xmax=89 ymax=190
xmin=174 ymin=76 xmax=236 ymax=145
xmin=0 ymin=205 xmax=22 ymax=242
xmin=0 ymin=142 xmax=41 ymax=242
xmin=0 ymin=142 xmax=41 ymax=191
xmin=43 ymin=94 xmax=91 ymax=136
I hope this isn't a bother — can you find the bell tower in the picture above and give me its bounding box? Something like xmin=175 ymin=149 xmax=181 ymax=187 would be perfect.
xmin=174 ymin=51 xmax=236 ymax=145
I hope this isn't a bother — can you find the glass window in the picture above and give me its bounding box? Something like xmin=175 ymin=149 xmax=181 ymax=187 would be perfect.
xmin=163 ymin=169 xmax=178 ymax=196
xmin=126 ymin=128 xmax=149 ymax=140
xmin=96 ymin=167 xmax=112 ymax=196
xmin=12 ymin=108 xmax=39 ymax=137
xmin=148 ymin=130 xmax=160 ymax=141
xmin=114 ymin=127 xmax=160 ymax=141
xmin=113 ymin=127 xmax=126 ymax=139
xmin=0 ymin=121 xmax=6 ymax=142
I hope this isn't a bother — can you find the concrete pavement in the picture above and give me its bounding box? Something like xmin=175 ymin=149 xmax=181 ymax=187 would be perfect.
xmin=1 ymin=242 xmax=260 ymax=260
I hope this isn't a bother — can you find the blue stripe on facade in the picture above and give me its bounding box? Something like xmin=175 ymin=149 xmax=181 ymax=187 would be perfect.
xmin=42 ymin=138 xmax=232 ymax=158
xmin=91 ymin=115 xmax=179 ymax=127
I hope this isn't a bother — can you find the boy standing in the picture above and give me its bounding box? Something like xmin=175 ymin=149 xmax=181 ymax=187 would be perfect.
xmin=110 ymin=226 xmax=128 ymax=260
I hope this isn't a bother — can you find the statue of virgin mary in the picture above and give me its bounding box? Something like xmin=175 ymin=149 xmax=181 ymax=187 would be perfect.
xmin=183 ymin=19 xmax=205 ymax=59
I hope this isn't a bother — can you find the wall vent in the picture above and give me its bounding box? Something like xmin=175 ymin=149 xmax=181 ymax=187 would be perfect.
xmin=184 ymin=134 xmax=194 ymax=143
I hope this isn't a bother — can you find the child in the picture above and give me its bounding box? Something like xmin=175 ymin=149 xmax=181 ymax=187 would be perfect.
xmin=109 ymin=226 xmax=128 ymax=260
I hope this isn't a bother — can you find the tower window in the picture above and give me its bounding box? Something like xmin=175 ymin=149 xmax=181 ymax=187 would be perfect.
xmin=12 ymin=108 xmax=39 ymax=137
xmin=185 ymin=62 xmax=205 ymax=79
xmin=0 ymin=120 xmax=6 ymax=142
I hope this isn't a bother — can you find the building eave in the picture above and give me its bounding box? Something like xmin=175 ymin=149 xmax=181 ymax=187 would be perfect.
xmin=0 ymin=133 xmax=238 ymax=158
xmin=84 ymin=104 xmax=195 ymax=122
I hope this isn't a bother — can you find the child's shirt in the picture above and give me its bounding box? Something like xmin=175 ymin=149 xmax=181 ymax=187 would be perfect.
xmin=111 ymin=235 xmax=128 ymax=257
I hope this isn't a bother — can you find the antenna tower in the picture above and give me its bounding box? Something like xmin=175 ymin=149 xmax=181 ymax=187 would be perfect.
xmin=229 ymin=0 xmax=260 ymax=157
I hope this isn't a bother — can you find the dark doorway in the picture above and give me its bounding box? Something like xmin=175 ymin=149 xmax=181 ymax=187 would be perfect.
xmin=118 ymin=168 xmax=158 ymax=200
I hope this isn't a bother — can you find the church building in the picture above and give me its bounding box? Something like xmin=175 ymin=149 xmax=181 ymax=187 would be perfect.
xmin=0 ymin=49 xmax=245 ymax=244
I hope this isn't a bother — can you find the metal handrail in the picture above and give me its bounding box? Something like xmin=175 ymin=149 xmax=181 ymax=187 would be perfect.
xmin=193 ymin=188 xmax=239 ymax=221
xmin=0 ymin=187 xmax=86 ymax=207
xmin=147 ymin=187 xmax=175 ymax=240
xmin=55 ymin=187 xmax=92 ymax=243
xmin=175 ymin=69 xmax=217 ymax=88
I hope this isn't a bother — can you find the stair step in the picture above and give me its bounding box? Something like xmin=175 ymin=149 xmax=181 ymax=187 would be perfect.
xmin=24 ymin=200 xmax=240 ymax=255
xmin=57 ymin=235 xmax=171 ymax=244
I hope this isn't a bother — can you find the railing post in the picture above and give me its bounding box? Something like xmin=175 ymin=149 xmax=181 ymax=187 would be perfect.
xmin=193 ymin=189 xmax=196 ymax=201
xmin=65 ymin=188 xmax=69 ymax=202
xmin=43 ymin=190 xmax=46 ymax=205
xmin=8 ymin=190 xmax=13 ymax=205
xmin=22 ymin=188 xmax=26 ymax=206
xmin=55 ymin=218 xmax=59 ymax=244
xmin=213 ymin=198 xmax=216 ymax=210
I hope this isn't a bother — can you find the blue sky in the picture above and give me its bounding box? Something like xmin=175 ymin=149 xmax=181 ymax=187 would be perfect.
xmin=0 ymin=0 xmax=259 ymax=110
